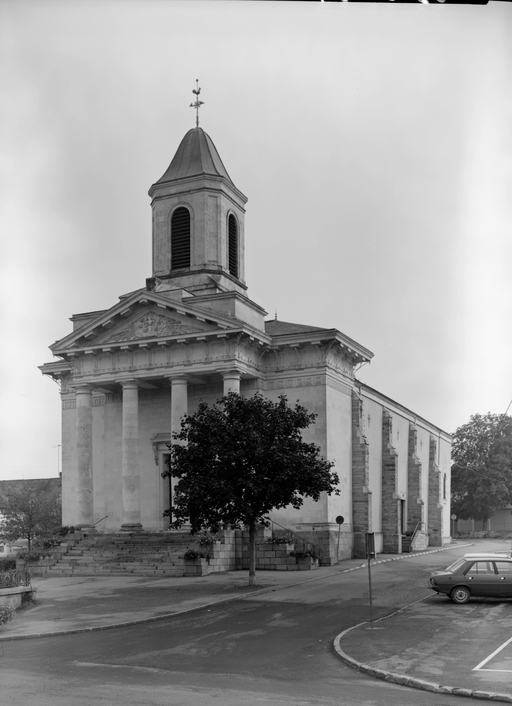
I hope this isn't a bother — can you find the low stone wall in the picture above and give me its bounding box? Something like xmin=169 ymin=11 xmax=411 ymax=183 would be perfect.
xmin=182 ymin=558 xmax=210 ymax=577
xmin=0 ymin=586 xmax=35 ymax=610
xmin=456 ymin=530 xmax=512 ymax=540
xmin=208 ymin=530 xmax=238 ymax=573
xmin=411 ymin=531 xmax=429 ymax=551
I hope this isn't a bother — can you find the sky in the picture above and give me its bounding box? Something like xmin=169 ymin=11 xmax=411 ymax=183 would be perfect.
xmin=1 ymin=0 xmax=511 ymax=480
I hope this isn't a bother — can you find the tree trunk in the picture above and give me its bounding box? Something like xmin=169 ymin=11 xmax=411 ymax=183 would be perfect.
xmin=248 ymin=522 xmax=256 ymax=587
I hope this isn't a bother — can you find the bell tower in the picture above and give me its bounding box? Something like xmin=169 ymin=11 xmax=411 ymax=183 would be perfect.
xmin=148 ymin=126 xmax=248 ymax=296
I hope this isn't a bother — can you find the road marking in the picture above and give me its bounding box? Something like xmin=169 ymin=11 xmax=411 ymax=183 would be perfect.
xmin=73 ymin=661 xmax=170 ymax=674
xmin=472 ymin=636 xmax=512 ymax=672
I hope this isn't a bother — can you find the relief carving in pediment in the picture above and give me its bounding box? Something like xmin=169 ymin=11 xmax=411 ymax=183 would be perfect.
xmin=105 ymin=312 xmax=203 ymax=342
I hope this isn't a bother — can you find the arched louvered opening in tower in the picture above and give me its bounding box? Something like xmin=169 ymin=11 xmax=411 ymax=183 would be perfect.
xmin=228 ymin=214 xmax=238 ymax=278
xmin=171 ymin=207 xmax=191 ymax=270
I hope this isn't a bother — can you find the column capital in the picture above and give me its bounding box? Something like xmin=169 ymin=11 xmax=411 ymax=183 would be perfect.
xmin=167 ymin=374 xmax=188 ymax=386
xmin=72 ymin=384 xmax=94 ymax=395
xmin=219 ymin=368 xmax=242 ymax=379
xmin=116 ymin=378 xmax=139 ymax=390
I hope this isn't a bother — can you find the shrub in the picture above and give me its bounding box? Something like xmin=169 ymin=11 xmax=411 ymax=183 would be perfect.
xmin=0 ymin=605 xmax=15 ymax=626
xmin=267 ymin=536 xmax=291 ymax=545
xmin=16 ymin=549 xmax=47 ymax=562
xmin=290 ymin=549 xmax=318 ymax=560
xmin=56 ymin=526 xmax=76 ymax=537
xmin=195 ymin=533 xmax=217 ymax=547
xmin=0 ymin=558 xmax=16 ymax=572
xmin=183 ymin=549 xmax=209 ymax=561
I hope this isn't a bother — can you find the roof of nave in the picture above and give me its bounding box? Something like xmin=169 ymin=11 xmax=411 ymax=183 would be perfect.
xmin=154 ymin=128 xmax=234 ymax=186
xmin=265 ymin=318 xmax=374 ymax=363
xmin=265 ymin=319 xmax=330 ymax=336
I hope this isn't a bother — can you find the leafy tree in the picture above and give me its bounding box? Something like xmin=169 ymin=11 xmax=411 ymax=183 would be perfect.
xmin=0 ymin=481 xmax=61 ymax=551
xmin=451 ymin=413 xmax=512 ymax=522
xmin=164 ymin=393 xmax=339 ymax=586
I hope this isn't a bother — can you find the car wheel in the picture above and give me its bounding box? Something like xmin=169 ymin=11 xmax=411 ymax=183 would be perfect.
xmin=450 ymin=586 xmax=471 ymax=604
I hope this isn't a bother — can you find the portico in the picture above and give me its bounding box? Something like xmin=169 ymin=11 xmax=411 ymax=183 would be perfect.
xmin=54 ymin=356 xmax=260 ymax=532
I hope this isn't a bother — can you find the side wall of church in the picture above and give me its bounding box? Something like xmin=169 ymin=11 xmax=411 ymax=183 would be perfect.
xmin=358 ymin=386 xmax=452 ymax=553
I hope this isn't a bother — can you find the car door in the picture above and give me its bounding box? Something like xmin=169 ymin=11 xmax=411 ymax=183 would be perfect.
xmin=494 ymin=561 xmax=512 ymax=597
xmin=464 ymin=561 xmax=500 ymax=596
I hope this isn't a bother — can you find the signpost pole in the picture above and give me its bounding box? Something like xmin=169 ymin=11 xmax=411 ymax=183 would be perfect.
xmin=365 ymin=532 xmax=375 ymax=629
xmin=335 ymin=515 xmax=344 ymax=562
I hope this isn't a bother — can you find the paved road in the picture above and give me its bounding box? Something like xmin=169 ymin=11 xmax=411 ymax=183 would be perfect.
xmin=0 ymin=548 xmax=481 ymax=706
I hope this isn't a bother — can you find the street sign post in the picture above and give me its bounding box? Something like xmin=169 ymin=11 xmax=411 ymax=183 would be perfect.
xmin=365 ymin=532 xmax=375 ymax=628
xmin=335 ymin=515 xmax=344 ymax=560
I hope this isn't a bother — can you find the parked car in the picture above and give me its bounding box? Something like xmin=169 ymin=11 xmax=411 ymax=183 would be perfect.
xmin=429 ymin=553 xmax=512 ymax=604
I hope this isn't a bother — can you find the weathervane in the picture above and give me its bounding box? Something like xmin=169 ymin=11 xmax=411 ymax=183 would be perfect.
xmin=190 ymin=79 xmax=204 ymax=128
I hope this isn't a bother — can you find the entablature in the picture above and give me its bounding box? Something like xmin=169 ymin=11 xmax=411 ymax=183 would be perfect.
xmin=265 ymin=329 xmax=373 ymax=366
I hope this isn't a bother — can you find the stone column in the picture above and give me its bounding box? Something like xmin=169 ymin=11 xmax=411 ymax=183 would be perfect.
xmin=222 ymin=370 xmax=241 ymax=396
xmin=170 ymin=375 xmax=188 ymax=437
xmin=120 ymin=380 xmax=142 ymax=531
xmin=75 ymin=385 xmax=95 ymax=530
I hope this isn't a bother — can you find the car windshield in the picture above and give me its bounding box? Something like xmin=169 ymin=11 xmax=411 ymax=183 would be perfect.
xmin=443 ymin=558 xmax=467 ymax=573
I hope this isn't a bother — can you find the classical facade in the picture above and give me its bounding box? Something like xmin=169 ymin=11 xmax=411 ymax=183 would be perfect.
xmin=40 ymin=126 xmax=451 ymax=562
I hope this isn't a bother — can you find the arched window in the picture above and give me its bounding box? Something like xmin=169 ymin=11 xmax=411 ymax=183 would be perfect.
xmin=228 ymin=214 xmax=238 ymax=278
xmin=171 ymin=207 xmax=190 ymax=270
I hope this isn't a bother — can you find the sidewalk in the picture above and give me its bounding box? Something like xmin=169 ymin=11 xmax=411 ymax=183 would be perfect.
xmin=334 ymin=594 xmax=512 ymax=703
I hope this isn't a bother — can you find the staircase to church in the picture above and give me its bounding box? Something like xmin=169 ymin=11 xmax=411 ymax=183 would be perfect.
xmin=47 ymin=532 xmax=206 ymax=578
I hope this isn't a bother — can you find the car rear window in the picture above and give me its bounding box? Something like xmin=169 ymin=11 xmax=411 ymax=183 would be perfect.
xmin=444 ymin=558 xmax=467 ymax=573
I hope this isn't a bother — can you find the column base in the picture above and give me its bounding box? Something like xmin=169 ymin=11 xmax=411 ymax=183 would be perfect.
xmin=120 ymin=523 xmax=144 ymax=533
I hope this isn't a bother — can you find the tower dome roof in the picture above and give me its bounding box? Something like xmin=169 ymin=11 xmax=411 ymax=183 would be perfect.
xmin=155 ymin=127 xmax=234 ymax=185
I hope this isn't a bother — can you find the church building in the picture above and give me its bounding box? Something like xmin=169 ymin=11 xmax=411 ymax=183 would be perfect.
xmin=40 ymin=118 xmax=451 ymax=563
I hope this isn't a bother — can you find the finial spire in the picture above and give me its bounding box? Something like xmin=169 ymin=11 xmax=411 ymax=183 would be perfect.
xmin=190 ymin=79 xmax=204 ymax=128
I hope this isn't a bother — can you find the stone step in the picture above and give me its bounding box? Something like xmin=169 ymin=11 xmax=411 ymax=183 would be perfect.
xmin=49 ymin=532 xmax=219 ymax=578
xmin=48 ymin=565 xmax=192 ymax=577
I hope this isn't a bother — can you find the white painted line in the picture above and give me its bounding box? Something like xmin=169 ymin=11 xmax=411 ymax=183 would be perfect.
xmin=475 ymin=668 xmax=512 ymax=673
xmin=73 ymin=661 xmax=170 ymax=674
xmin=473 ymin=636 xmax=512 ymax=671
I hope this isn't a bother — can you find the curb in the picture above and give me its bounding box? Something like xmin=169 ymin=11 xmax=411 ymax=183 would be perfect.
xmin=0 ymin=542 xmax=472 ymax=642
xmin=332 ymin=594 xmax=512 ymax=704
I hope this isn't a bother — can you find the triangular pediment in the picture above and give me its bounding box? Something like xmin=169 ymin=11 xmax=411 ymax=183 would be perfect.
xmin=50 ymin=289 xmax=246 ymax=354
xmin=96 ymin=309 xmax=209 ymax=344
